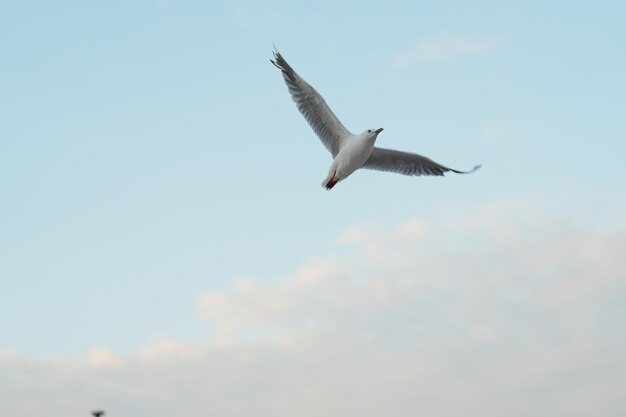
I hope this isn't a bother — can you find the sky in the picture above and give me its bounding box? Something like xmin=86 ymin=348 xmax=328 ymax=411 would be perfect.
xmin=1 ymin=0 xmax=625 ymax=416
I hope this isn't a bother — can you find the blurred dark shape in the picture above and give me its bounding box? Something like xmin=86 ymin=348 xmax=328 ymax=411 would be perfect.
xmin=92 ymin=411 xmax=105 ymax=417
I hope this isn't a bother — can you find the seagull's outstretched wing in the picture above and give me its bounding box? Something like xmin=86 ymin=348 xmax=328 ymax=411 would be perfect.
xmin=364 ymin=147 xmax=481 ymax=176
xmin=271 ymin=50 xmax=351 ymax=157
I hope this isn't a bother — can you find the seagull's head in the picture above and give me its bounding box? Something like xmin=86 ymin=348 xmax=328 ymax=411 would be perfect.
xmin=365 ymin=128 xmax=384 ymax=139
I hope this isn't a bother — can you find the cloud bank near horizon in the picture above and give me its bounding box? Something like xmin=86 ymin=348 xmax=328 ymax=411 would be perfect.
xmin=3 ymin=203 xmax=625 ymax=417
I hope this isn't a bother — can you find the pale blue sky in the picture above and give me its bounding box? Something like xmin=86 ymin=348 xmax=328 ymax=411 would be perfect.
xmin=2 ymin=0 xmax=625 ymax=355
xmin=1 ymin=2 xmax=626 ymax=416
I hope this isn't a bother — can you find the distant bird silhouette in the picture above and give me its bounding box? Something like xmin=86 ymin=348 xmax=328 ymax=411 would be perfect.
xmin=92 ymin=411 xmax=105 ymax=417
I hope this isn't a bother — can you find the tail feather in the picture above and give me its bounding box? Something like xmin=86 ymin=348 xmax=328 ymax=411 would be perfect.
xmin=323 ymin=178 xmax=339 ymax=190
xmin=322 ymin=171 xmax=339 ymax=190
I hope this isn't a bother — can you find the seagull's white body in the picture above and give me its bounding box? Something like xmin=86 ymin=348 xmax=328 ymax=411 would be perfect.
xmin=324 ymin=129 xmax=381 ymax=189
xmin=271 ymin=49 xmax=480 ymax=189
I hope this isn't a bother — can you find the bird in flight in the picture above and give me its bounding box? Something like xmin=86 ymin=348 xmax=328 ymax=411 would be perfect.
xmin=271 ymin=49 xmax=481 ymax=189
xmin=92 ymin=411 xmax=105 ymax=417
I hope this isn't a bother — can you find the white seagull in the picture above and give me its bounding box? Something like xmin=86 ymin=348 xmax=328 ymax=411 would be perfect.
xmin=271 ymin=49 xmax=481 ymax=190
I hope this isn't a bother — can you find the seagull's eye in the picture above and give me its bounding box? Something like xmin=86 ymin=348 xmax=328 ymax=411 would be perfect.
xmin=367 ymin=129 xmax=371 ymax=133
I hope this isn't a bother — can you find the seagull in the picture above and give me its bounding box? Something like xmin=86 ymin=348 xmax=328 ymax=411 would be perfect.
xmin=270 ymin=49 xmax=481 ymax=189
xmin=92 ymin=411 xmax=105 ymax=417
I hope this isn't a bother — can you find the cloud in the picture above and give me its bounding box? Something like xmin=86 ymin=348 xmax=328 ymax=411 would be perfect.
xmin=83 ymin=348 xmax=122 ymax=368
xmin=2 ymin=202 xmax=626 ymax=417
xmin=394 ymin=34 xmax=502 ymax=66
xmin=232 ymin=0 xmax=285 ymax=29
xmin=481 ymin=119 xmax=534 ymax=144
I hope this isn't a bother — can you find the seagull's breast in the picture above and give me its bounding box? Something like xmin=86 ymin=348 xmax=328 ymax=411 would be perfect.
xmin=334 ymin=137 xmax=376 ymax=177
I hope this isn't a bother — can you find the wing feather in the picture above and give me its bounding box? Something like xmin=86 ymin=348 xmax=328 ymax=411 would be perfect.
xmin=271 ymin=50 xmax=350 ymax=157
xmin=364 ymin=147 xmax=481 ymax=177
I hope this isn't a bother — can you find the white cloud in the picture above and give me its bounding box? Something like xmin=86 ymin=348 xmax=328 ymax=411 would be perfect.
xmin=394 ymin=34 xmax=502 ymax=66
xmin=83 ymin=348 xmax=122 ymax=368
xmin=232 ymin=0 xmax=285 ymax=29
xmin=481 ymin=119 xmax=534 ymax=144
xmin=2 ymin=203 xmax=626 ymax=417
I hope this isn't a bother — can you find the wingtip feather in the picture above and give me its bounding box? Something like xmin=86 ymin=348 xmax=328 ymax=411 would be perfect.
xmin=270 ymin=48 xmax=297 ymax=81
xmin=469 ymin=164 xmax=482 ymax=173
xmin=448 ymin=164 xmax=481 ymax=175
